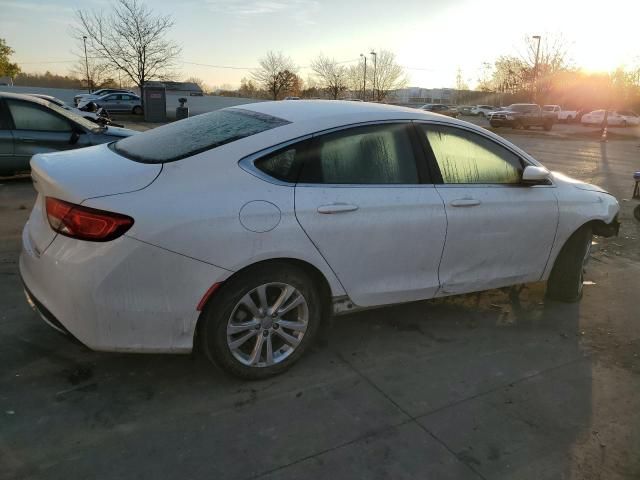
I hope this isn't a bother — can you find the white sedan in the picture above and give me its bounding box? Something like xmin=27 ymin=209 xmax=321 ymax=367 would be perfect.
xmin=20 ymin=101 xmax=620 ymax=379
xmin=581 ymin=109 xmax=640 ymax=127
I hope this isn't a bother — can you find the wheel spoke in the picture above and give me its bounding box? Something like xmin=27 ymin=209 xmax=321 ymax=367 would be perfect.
xmin=277 ymin=294 xmax=304 ymax=316
xmin=277 ymin=320 xmax=307 ymax=332
xmin=270 ymin=285 xmax=295 ymax=314
xmin=275 ymin=328 xmax=300 ymax=347
xmin=229 ymin=329 xmax=258 ymax=350
xmin=239 ymin=293 xmax=260 ymax=317
xmin=256 ymin=284 xmax=268 ymax=311
xmin=248 ymin=334 xmax=265 ymax=365
xmin=227 ymin=320 xmax=259 ymax=335
xmin=265 ymin=334 xmax=274 ymax=365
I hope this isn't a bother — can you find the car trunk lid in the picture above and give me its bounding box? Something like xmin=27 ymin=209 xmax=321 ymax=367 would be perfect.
xmin=27 ymin=143 xmax=161 ymax=254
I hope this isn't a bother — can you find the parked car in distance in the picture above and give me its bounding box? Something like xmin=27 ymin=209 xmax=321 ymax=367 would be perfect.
xmin=456 ymin=105 xmax=474 ymax=116
xmin=616 ymin=110 xmax=640 ymax=126
xmin=490 ymin=103 xmax=556 ymax=130
xmin=91 ymin=93 xmax=143 ymax=115
xmin=580 ymin=110 xmax=639 ymax=127
xmin=419 ymin=104 xmax=459 ymax=117
xmin=543 ymin=105 xmax=579 ymax=123
xmin=20 ymin=100 xmax=620 ymax=379
xmin=74 ymin=88 xmax=136 ymax=106
xmin=471 ymin=105 xmax=497 ymax=117
xmin=0 ymin=92 xmax=136 ymax=176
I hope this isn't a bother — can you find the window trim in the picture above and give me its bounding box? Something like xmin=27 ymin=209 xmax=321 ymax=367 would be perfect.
xmin=241 ymin=120 xmax=433 ymax=187
xmin=4 ymin=98 xmax=74 ymax=133
xmin=413 ymin=120 xmax=555 ymax=188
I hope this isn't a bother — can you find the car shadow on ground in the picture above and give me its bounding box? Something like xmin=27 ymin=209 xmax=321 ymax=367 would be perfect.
xmin=2 ymin=278 xmax=592 ymax=480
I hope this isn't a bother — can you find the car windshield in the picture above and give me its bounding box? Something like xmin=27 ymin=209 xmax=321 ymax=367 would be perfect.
xmin=543 ymin=106 xmax=555 ymax=111
xmin=45 ymin=100 xmax=101 ymax=132
xmin=113 ymin=108 xmax=290 ymax=163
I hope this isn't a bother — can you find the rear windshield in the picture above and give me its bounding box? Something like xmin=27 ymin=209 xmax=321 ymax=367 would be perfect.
xmin=113 ymin=108 xmax=290 ymax=163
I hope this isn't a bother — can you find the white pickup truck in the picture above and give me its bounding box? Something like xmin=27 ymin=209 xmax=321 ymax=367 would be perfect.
xmin=543 ymin=105 xmax=579 ymax=123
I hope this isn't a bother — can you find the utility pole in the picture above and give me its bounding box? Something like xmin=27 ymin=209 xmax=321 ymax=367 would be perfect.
xmin=360 ymin=53 xmax=367 ymax=101
xmin=532 ymin=35 xmax=541 ymax=102
xmin=370 ymin=50 xmax=377 ymax=101
xmin=82 ymin=35 xmax=91 ymax=93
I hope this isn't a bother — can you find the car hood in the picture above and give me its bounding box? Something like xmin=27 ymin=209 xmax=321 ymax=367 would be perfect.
xmin=551 ymin=171 xmax=610 ymax=194
xmin=99 ymin=125 xmax=137 ymax=138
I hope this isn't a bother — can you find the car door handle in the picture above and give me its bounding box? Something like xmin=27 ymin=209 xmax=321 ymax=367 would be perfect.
xmin=450 ymin=198 xmax=481 ymax=207
xmin=317 ymin=203 xmax=359 ymax=214
xmin=16 ymin=137 xmax=36 ymax=143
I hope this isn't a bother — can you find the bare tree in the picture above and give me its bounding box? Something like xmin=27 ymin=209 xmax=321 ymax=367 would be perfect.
xmin=345 ymin=62 xmax=366 ymax=99
xmin=370 ymin=50 xmax=407 ymax=101
xmin=311 ymin=55 xmax=348 ymax=99
xmin=74 ymin=0 xmax=181 ymax=106
xmin=251 ymin=51 xmax=298 ymax=100
xmin=69 ymin=54 xmax=113 ymax=90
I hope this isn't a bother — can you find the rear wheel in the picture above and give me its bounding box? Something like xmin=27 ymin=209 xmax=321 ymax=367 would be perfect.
xmin=199 ymin=263 xmax=323 ymax=379
xmin=546 ymin=225 xmax=592 ymax=302
xmin=132 ymin=105 xmax=143 ymax=115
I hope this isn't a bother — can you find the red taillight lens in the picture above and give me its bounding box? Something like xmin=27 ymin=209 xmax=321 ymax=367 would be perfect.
xmin=45 ymin=197 xmax=134 ymax=242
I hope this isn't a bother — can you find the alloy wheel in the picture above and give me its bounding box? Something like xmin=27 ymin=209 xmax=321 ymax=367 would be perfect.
xmin=226 ymin=283 xmax=309 ymax=367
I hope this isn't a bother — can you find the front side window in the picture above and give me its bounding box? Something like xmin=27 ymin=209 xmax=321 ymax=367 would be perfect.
xmin=421 ymin=125 xmax=524 ymax=184
xmin=114 ymin=108 xmax=290 ymax=163
xmin=6 ymin=100 xmax=71 ymax=132
xmin=299 ymin=123 xmax=419 ymax=184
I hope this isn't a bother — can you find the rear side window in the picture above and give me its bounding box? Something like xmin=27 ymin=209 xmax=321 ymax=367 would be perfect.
xmin=299 ymin=123 xmax=419 ymax=184
xmin=255 ymin=147 xmax=301 ymax=183
xmin=113 ymin=108 xmax=290 ymax=163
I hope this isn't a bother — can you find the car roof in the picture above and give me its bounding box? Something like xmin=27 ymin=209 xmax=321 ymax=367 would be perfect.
xmin=0 ymin=91 xmax=51 ymax=106
xmin=240 ymin=100 xmax=449 ymax=124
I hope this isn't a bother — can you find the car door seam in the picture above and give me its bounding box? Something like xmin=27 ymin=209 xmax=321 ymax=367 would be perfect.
xmin=293 ymin=183 xmax=350 ymax=302
xmin=433 ymin=185 xmax=449 ymax=295
xmin=539 ymin=189 xmax=561 ymax=280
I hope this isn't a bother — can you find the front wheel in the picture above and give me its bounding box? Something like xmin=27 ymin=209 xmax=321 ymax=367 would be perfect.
xmin=546 ymin=225 xmax=592 ymax=302
xmin=543 ymin=121 xmax=553 ymax=131
xmin=199 ymin=263 xmax=323 ymax=379
xmin=132 ymin=105 xmax=143 ymax=115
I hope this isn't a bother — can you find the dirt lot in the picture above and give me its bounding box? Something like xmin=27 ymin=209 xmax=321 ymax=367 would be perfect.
xmin=1 ymin=124 xmax=639 ymax=480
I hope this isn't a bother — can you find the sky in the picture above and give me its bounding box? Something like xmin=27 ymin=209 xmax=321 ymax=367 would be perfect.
xmin=2 ymin=0 xmax=639 ymax=89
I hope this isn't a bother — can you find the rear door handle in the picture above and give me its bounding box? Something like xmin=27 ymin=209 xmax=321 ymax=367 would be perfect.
xmin=317 ymin=203 xmax=359 ymax=214
xmin=450 ymin=198 xmax=481 ymax=207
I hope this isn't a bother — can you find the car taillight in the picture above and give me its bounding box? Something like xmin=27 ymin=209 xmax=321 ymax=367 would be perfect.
xmin=45 ymin=197 xmax=133 ymax=242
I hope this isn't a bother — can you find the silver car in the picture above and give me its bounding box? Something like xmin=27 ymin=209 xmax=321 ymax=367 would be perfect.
xmin=92 ymin=93 xmax=143 ymax=115
xmin=74 ymin=88 xmax=136 ymax=106
xmin=0 ymin=92 xmax=136 ymax=176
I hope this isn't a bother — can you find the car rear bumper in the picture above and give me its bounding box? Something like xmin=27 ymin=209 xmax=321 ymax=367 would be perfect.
xmin=19 ymin=223 xmax=232 ymax=353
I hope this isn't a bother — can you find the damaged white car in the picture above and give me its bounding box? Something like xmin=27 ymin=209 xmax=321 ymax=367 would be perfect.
xmin=20 ymin=101 xmax=620 ymax=378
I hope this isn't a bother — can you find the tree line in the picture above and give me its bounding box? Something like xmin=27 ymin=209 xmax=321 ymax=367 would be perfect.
xmin=476 ymin=35 xmax=640 ymax=110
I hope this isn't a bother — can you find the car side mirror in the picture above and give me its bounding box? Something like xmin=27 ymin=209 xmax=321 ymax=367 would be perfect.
xmin=522 ymin=165 xmax=551 ymax=184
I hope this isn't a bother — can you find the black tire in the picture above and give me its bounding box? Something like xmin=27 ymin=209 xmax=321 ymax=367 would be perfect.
xmin=479 ymin=112 xmax=485 ymax=118
xmin=566 ymin=116 xmax=574 ymax=123
xmin=199 ymin=263 xmax=323 ymax=379
xmin=512 ymin=120 xmax=523 ymax=130
xmin=524 ymin=125 xmax=531 ymax=130
xmin=546 ymin=225 xmax=592 ymax=302
xmin=543 ymin=121 xmax=553 ymax=131
xmin=634 ymin=204 xmax=640 ymax=222
xmin=490 ymin=122 xmax=499 ymax=128
xmin=622 ymin=120 xmax=628 ymax=128
xmin=132 ymin=105 xmax=143 ymax=115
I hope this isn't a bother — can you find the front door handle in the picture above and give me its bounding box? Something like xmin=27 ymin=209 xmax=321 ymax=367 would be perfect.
xmin=450 ymin=198 xmax=481 ymax=207
xmin=317 ymin=203 xmax=359 ymax=214
xmin=17 ymin=137 xmax=36 ymax=143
